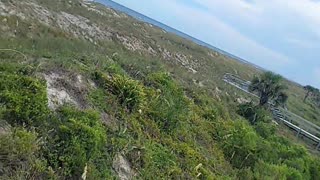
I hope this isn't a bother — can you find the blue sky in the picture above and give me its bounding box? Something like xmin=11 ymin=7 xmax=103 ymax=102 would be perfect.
xmin=112 ymin=0 xmax=320 ymax=88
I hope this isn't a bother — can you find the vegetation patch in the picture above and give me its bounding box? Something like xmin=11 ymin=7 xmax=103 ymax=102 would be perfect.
xmin=0 ymin=67 xmax=49 ymax=127
xmin=93 ymin=71 xmax=146 ymax=112
xmin=43 ymin=106 xmax=107 ymax=178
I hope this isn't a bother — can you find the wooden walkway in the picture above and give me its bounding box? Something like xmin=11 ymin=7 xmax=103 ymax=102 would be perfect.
xmin=223 ymin=73 xmax=320 ymax=150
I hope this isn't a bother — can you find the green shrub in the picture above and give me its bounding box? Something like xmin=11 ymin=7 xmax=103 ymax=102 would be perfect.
xmin=44 ymin=106 xmax=106 ymax=178
xmin=237 ymin=102 xmax=271 ymax=125
xmin=171 ymin=142 xmax=205 ymax=174
xmin=215 ymin=119 xmax=259 ymax=169
xmin=147 ymin=72 xmax=173 ymax=88
xmin=93 ymin=71 xmax=145 ymax=112
xmin=105 ymin=63 xmax=126 ymax=75
xmin=0 ymin=74 xmax=49 ymax=127
xmin=0 ymin=128 xmax=53 ymax=179
xmin=140 ymin=142 xmax=182 ymax=178
xmin=253 ymin=161 xmax=303 ymax=180
xmin=309 ymin=158 xmax=320 ymax=180
xmin=254 ymin=121 xmax=277 ymax=138
xmin=146 ymin=72 xmax=190 ymax=131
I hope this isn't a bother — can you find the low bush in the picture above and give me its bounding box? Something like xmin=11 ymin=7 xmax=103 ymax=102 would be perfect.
xmin=237 ymin=102 xmax=271 ymax=125
xmin=0 ymin=73 xmax=49 ymax=127
xmin=252 ymin=160 xmax=303 ymax=180
xmin=93 ymin=71 xmax=145 ymax=112
xmin=0 ymin=128 xmax=53 ymax=179
xmin=215 ymin=119 xmax=259 ymax=169
xmin=140 ymin=142 xmax=182 ymax=178
xmin=145 ymin=72 xmax=190 ymax=132
xmin=44 ymin=106 xmax=107 ymax=178
xmin=254 ymin=121 xmax=277 ymax=138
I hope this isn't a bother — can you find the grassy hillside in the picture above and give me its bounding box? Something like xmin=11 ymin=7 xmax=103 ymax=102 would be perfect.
xmin=0 ymin=0 xmax=319 ymax=179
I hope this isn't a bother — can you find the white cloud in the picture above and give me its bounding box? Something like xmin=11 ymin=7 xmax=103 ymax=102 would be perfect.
xmin=285 ymin=0 xmax=320 ymax=38
xmin=195 ymin=0 xmax=320 ymax=39
xmin=113 ymin=0 xmax=319 ymax=86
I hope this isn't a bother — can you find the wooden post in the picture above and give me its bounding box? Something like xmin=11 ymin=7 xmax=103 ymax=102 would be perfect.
xmin=296 ymin=128 xmax=301 ymax=138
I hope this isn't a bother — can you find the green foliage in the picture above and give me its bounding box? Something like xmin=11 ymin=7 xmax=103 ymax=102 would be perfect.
xmin=140 ymin=142 xmax=182 ymax=178
xmin=214 ymin=114 xmax=318 ymax=179
xmin=249 ymin=71 xmax=288 ymax=106
xmin=237 ymin=102 xmax=271 ymax=125
xmin=252 ymin=161 xmax=303 ymax=180
xmin=0 ymin=72 xmax=49 ymax=127
xmin=0 ymin=128 xmax=54 ymax=179
xmin=44 ymin=106 xmax=106 ymax=178
xmin=309 ymin=158 xmax=320 ymax=180
xmin=215 ymin=119 xmax=259 ymax=169
xmin=254 ymin=121 xmax=276 ymax=138
xmin=145 ymin=72 xmax=190 ymax=131
xmin=93 ymin=71 xmax=146 ymax=112
xmin=237 ymin=103 xmax=276 ymax=138
xmin=0 ymin=62 xmax=318 ymax=179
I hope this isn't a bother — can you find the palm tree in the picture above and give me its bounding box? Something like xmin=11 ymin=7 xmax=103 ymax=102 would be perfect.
xmin=303 ymin=85 xmax=318 ymax=102
xmin=249 ymin=71 xmax=287 ymax=106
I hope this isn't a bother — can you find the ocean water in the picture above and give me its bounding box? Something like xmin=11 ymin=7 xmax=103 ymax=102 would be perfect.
xmin=97 ymin=0 xmax=262 ymax=69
